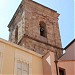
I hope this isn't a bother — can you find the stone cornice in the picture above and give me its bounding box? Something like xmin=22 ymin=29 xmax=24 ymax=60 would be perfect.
xmin=8 ymin=0 xmax=59 ymax=28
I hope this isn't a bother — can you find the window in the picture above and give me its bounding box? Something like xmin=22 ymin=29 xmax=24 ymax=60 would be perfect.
xmin=15 ymin=26 xmax=18 ymax=43
xmin=59 ymin=68 xmax=66 ymax=75
xmin=17 ymin=61 xmax=29 ymax=75
xmin=39 ymin=21 xmax=47 ymax=37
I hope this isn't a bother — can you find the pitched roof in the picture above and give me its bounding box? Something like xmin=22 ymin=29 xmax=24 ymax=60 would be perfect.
xmin=64 ymin=39 xmax=75 ymax=50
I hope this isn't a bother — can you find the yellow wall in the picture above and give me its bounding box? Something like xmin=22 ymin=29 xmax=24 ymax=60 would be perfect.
xmin=0 ymin=39 xmax=43 ymax=75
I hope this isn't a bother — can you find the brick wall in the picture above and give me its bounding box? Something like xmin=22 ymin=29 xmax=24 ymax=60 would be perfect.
xmin=8 ymin=0 xmax=62 ymax=57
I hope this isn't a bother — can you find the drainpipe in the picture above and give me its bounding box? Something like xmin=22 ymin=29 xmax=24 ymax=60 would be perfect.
xmin=55 ymin=60 xmax=58 ymax=75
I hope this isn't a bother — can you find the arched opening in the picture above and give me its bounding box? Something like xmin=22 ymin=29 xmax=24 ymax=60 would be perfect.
xmin=15 ymin=26 xmax=18 ymax=43
xmin=39 ymin=21 xmax=47 ymax=37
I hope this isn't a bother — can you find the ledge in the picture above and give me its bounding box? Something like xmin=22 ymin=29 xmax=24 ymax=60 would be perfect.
xmin=0 ymin=38 xmax=43 ymax=58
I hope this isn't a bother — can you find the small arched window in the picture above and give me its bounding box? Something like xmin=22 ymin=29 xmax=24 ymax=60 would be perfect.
xmin=39 ymin=21 xmax=47 ymax=37
xmin=15 ymin=26 xmax=18 ymax=43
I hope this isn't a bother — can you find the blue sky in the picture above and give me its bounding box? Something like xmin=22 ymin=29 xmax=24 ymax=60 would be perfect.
xmin=0 ymin=0 xmax=74 ymax=48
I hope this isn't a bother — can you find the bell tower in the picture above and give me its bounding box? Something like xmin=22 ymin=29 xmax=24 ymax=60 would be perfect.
xmin=8 ymin=0 xmax=62 ymax=58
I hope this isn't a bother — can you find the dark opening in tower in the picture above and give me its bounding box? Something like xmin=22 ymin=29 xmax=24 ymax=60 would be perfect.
xmin=39 ymin=21 xmax=47 ymax=37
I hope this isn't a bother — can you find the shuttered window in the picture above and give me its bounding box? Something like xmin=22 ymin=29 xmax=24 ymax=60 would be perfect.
xmin=17 ymin=61 xmax=29 ymax=75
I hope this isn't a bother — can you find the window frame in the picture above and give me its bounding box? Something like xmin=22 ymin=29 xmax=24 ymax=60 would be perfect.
xmin=16 ymin=60 xmax=29 ymax=75
xmin=59 ymin=67 xmax=66 ymax=75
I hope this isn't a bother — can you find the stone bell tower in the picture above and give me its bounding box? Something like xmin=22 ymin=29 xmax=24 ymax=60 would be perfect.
xmin=8 ymin=0 xmax=62 ymax=58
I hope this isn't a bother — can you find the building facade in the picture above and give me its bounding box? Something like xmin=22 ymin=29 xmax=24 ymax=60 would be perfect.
xmin=0 ymin=38 xmax=57 ymax=75
xmin=0 ymin=37 xmax=75 ymax=75
xmin=0 ymin=38 xmax=43 ymax=75
xmin=58 ymin=39 xmax=75 ymax=75
xmin=0 ymin=0 xmax=75 ymax=75
xmin=8 ymin=0 xmax=62 ymax=58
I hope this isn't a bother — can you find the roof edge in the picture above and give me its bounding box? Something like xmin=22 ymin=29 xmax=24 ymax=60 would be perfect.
xmin=64 ymin=39 xmax=75 ymax=50
xmin=8 ymin=0 xmax=23 ymax=28
xmin=32 ymin=0 xmax=57 ymax=13
xmin=0 ymin=38 xmax=43 ymax=58
xmin=8 ymin=0 xmax=59 ymax=28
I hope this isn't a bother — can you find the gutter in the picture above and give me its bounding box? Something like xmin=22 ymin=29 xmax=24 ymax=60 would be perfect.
xmin=55 ymin=60 xmax=58 ymax=75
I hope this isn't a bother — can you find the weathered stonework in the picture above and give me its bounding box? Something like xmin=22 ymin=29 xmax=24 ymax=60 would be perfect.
xmin=8 ymin=0 xmax=62 ymax=58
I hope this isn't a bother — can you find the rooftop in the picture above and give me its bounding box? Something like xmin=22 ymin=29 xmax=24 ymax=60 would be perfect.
xmin=64 ymin=39 xmax=75 ymax=50
xmin=8 ymin=0 xmax=58 ymax=28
